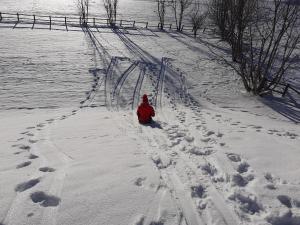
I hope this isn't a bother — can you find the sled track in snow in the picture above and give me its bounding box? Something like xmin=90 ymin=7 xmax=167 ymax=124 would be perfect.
xmin=113 ymin=61 xmax=138 ymax=107
xmin=132 ymin=63 xmax=146 ymax=109
xmin=153 ymin=57 xmax=168 ymax=109
xmin=105 ymin=57 xmax=118 ymax=109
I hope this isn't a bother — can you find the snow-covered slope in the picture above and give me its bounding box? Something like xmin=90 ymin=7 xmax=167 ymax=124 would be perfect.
xmin=1 ymin=5 xmax=300 ymax=225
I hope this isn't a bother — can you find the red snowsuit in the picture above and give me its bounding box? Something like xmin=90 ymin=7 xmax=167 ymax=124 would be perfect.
xmin=137 ymin=95 xmax=155 ymax=124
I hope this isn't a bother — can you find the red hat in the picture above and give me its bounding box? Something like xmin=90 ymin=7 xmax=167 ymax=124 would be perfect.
xmin=142 ymin=94 xmax=148 ymax=103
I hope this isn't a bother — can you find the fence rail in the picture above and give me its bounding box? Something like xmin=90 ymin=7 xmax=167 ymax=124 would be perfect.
xmin=0 ymin=12 xmax=165 ymax=30
xmin=0 ymin=12 xmax=203 ymax=33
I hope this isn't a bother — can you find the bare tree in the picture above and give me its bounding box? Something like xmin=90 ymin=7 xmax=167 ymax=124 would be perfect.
xmin=208 ymin=0 xmax=256 ymax=62
xmin=78 ymin=0 xmax=89 ymax=25
xmin=232 ymin=0 xmax=300 ymax=95
xmin=190 ymin=3 xmax=206 ymax=37
xmin=170 ymin=0 xmax=193 ymax=31
xmin=157 ymin=0 xmax=167 ymax=29
xmin=103 ymin=0 xmax=118 ymax=26
xmin=228 ymin=0 xmax=257 ymax=62
xmin=208 ymin=0 xmax=229 ymax=38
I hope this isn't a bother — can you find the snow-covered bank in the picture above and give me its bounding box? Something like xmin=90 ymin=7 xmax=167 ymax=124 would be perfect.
xmin=1 ymin=12 xmax=300 ymax=225
xmin=0 ymin=108 xmax=172 ymax=225
xmin=0 ymin=29 xmax=98 ymax=110
xmin=1 ymin=102 xmax=299 ymax=225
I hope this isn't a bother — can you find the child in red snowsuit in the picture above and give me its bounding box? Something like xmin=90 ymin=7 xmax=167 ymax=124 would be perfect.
xmin=137 ymin=94 xmax=155 ymax=124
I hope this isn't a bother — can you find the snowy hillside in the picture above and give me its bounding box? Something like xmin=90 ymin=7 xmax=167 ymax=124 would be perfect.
xmin=1 ymin=1 xmax=300 ymax=225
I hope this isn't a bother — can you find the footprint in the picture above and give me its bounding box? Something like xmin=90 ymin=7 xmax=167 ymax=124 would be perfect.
xmin=134 ymin=177 xmax=147 ymax=187
xmin=16 ymin=161 xmax=31 ymax=169
xmin=28 ymin=154 xmax=39 ymax=159
xmin=205 ymin=131 xmax=215 ymax=136
xmin=15 ymin=178 xmax=40 ymax=192
xmin=228 ymin=191 xmax=262 ymax=214
xmin=14 ymin=151 xmax=22 ymax=155
xmin=30 ymin=191 xmax=60 ymax=207
xmin=19 ymin=145 xmax=30 ymax=150
xmin=277 ymin=195 xmax=292 ymax=208
xmin=37 ymin=123 xmax=44 ymax=128
xmin=26 ymin=126 xmax=35 ymax=129
xmin=265 ymin=184 xmax=276 ymax=190
xmin=39 ymin=167 xmax=55 ymax=172
xmin=129 ymin=164 xmax=143 ymax=168
xmin=216 ymin=132 xmax=223 ymax=137
xmin=29 ymin=139 xmax=38 ymax=144
xmin=191 ymin=184 xmax=206 ymax=198
xmin=237 ymin=162 xmax=249 ymax=173
xmin=227 ymin=153 xmax=241 ymax=162
xmin=201 ymin=137 xmax=211 ymax=143
xmin=266 ymin=210 xmax=300 ymax=225
xmin=200 ymin=163 xmax=217 ymax=176
xmin=184 ymin=136 xmax=194 ymax=142
xmin=189 ymin=146 xmax=212 ymax=156
xmin=26 ymin=133 xmax=34 ymax=137
xmin=27 ymin=213 xmax=34 ymax=217
xmin=252 ymin=125 xmax=262 ymax=129
xmin=231 ymin=174 xmax=248 ymax=187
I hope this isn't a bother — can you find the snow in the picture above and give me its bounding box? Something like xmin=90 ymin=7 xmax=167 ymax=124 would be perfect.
xmin=1 ymin=0 xmax=300 ymax=224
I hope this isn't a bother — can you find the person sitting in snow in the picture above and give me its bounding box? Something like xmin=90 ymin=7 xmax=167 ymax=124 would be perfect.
xmin=137 ymin=94 xmax=155 ymax=124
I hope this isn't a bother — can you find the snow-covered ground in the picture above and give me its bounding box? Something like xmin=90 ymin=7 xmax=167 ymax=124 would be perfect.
xmin=1 ymin=1 xmax=300 ymax=225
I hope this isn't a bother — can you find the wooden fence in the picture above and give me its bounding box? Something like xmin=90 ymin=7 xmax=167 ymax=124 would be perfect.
xmin=0 ymin=12 xmax=198 ymax=33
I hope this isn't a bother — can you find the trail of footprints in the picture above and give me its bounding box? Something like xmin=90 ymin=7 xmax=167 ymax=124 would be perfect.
xmin=10 ymin=122 xmax=60 ymax=213
xmin=6 ymin=68 xmax=103 ymax=221
xmin=150 ymin=92 xmax=296 ymax=224
xmin=209 ymin=111 xmax=299 ymax=140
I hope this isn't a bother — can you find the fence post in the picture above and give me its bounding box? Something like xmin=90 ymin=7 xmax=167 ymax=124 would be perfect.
xmin=49 ymin=16 xmax=51 ymax=30
xmin=65 ymin=17 xmax=68 ymax=31
xmin=17 ymin=13 xmax=19 ymax=22
xmin=120 ymin=20 xmax=122 ymax=27
xmin=169 ymin=23 xmax=172 ymax=29
xmin=93 ymin=18 xmax=95 ymax=26
xmin=32 ymin=15 xmax=35 ymax=29
xmin=0 ymin=12 xmax=2 ymax=22
xmin=282 ymin=84 xmax=290 ymax=97
xmin=145 ymin=22 xmax=148 ymax=29
xmin=133 ymin=21 xmax=135 ymax=28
